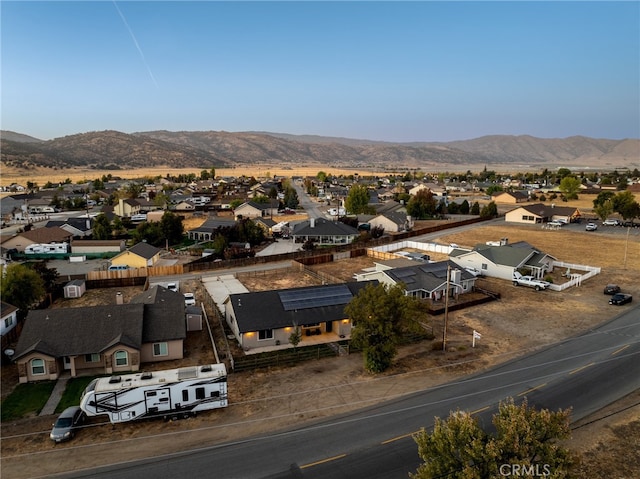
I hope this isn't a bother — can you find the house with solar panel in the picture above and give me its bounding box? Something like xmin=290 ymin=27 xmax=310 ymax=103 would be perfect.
xmin=355 ymin=260 xmax=477 ymax=302
xmin=223 ymin=282 xmax=375 ymax=352
xmin=291 ymin=217 xmax=360 ymax=246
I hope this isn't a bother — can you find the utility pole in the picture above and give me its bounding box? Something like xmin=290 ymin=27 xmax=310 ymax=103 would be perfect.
xmin=442 ymin=264 xmax=450 ymax=352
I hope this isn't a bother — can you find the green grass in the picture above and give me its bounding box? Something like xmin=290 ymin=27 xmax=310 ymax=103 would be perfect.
xmin=1 ymin=381 xmax=56 ymax=421
xmin=55 ymin=376 xmax=97 ymax=413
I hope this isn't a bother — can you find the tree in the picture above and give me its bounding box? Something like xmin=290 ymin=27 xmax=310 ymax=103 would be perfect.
xmin=612 ymin=190 xmax=640 ymax=221
xmin=593 ymin=199 xmax=614 ymax=222
xmin=485 ymin=184 xmax=503 ymax=196
xmin=459 ymin=199 xmax=470 ymax=215
xmin=345 ymin=283 xmax=422 ymax=373
xmin=592 ymin=191 xmax=616 ymax=208
xmin=160 ymin=211 xmax=184 ymax=246
xmin=471 ymin=201 xmax=480 ymax=215
xmin=559 ymin=177 xmax=581 ymax=200
xmin=1 ymin=264 xmax=46 ymax=311
xmin=480 ymin=201 xmax=498 ymax=219
xmin=283 ymin=186 xmax=299 ymax=209
xmin=406 ymin=189 xmax=438 ymax=219
xmin=412 ymin=398 xmax=574 ymax=479
xmin=132 ymin=222 xmax=164 ymax=246
xmin=345 ymin=184 xmax=373 ymax=214
xmin=288 ymin=322 xmax=302 ymax=350
xmin=92 ymin=214 xmax=113 ymax=240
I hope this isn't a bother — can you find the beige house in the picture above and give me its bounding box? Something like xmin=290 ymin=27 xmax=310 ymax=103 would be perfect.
xmin=0 ymin=227 xmax=72 ymax=253
xmin=492 ymin=191 xmax=529 ymax=204
xmin=113 ymin=198 xmax=141 ymax=218
xmin=13 ymin=286 xmax=186 ymax=382
xmin=504 ymin=203 xmax=581 ymax=225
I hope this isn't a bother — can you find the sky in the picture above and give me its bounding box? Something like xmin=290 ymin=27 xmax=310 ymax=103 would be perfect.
xmin=1 ymin=1 xmax=639 ymax=142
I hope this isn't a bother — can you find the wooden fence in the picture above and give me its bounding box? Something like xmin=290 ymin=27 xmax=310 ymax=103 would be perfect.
xmin=231 ymin=344 xmax=340 ymax=372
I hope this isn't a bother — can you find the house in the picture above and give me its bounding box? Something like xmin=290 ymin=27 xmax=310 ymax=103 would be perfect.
xmin=450 ymin=240 xmax=556 ymax=281
xmin=492 ymin=191 xmax=529 ymax=204
xmin=234 ymin=200 xmax=279 ymax=220
xmin=368 ymin=211 xmax=414 ymax=233
xmin=1 ymin=301 xmax=19 ymax=349
xmin=63 ymin=279 xmax=86 ymax=299
xmin=223 ymin=282 xmax=374 ymax=351
xmin=504 ymin=203 xmax=581 ymax=225
xmin=13 ymin=286 xmax=185 ymax=382
xmin=110 ymin=241 xmax=162 ymax=268
xmin=187 ymin=216 xmax=237 ymax=241
xmin=45 ymin=218 xmax=93 ymax=238
xmin=291 ymin=217 xmax=360 ymax=246
xmin=356 ymin=260 xmax=477 ymax=301
xmin=113 ymin=198 xmax=141 ymax=218
xmin=0 ymin=227 xmax=73 ymax=253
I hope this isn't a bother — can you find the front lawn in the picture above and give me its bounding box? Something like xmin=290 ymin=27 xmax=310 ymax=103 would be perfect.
xmin=55 ymin=376 xmax=97 ymax=413
xmin=1 ymin=381 xmax=56 ymax=421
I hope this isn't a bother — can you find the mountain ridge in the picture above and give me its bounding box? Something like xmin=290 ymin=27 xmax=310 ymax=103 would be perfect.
xmin=1 ymin=129 xmax=638 ymax=171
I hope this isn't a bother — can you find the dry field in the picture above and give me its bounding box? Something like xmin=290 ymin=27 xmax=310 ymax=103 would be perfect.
xmin=1 ymin=224 xmax=638 ymax=478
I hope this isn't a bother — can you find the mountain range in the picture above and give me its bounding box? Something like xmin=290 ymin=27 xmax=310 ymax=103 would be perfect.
xmin=1 ymin=129 xmax=638 ymax=172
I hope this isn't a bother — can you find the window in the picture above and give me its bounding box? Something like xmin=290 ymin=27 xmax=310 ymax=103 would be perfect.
xmin=114 ymin=350 xmax=128 ymax=367
xmin=4 ymin=316 xmax=13 ymax=328
xmin=85 ymin=353 xmax=100 ymax=363
xmin=31 ymin=358 xmax=45 ymax=375
xmin=196 ymin=387 xmax=205 ymax=400
xmin=182 ymin=390 xmax=189 ymax=402
xmin=481 ymin=263 xmax=488 ymax=270
xmin=258 ymin=329 xmax=274 ymax=341
xmin=153 ymin=342 xmax=168 ymax=357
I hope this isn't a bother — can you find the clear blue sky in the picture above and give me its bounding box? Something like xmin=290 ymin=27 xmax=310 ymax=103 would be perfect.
xmin=2 ymin=1 xmax=639 ymax=142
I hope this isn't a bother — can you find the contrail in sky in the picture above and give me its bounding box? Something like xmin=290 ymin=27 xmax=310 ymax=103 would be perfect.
xmin=112 ymin=1 xmax=159 ymax=90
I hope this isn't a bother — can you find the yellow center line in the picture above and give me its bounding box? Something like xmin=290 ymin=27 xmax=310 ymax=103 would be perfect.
xmin=300 ymin=454 xmax=347 ymax=469
xmin=381 ymin=431 xmax=419 ymax=444
xmin=612 ymin=344 xmax=630 ymax=356
xmin=518 ymin=383 xmax=547 ymax=397
xmin=569 ymin=362 xmax=595 ymax=375
xmin=470 ymin=406 xmax=490 ymax=415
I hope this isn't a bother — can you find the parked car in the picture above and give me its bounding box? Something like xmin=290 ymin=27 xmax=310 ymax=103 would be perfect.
xmin=50 ymin=406 xmax=85 ymax=443
xmin=609 ymin=293 xmax=632 ymax=305
xmin=184 ymin=292 xmax=196 ymax=306
xmin=585 ymin=222 xmax=598 ymax=231
xmin=602 ymin=218 xmax=620 ymax=226
xmin=167 ymin=282 xmax=178 ymax=293
xmin=547 ymin=221 xmax=564 ymax=227
xmin=604 ymin=284 xmax=621 ymax=295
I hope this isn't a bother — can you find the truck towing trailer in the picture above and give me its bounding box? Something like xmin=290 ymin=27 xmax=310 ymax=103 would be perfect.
xmin=80 ymin=364 xmax=227 ymax=423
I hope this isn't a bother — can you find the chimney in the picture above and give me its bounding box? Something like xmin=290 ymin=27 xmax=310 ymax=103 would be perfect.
xmin=116 ymin=292 xmax=124 ymax=305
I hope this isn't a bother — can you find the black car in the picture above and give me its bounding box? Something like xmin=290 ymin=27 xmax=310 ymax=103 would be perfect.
xmin=609 ymin=293 xmax=632 ymax=305
xmin=604 ymin=284 xmax=621 ymax=295
xmin=50 ymin=406 xmax=85 ymax=442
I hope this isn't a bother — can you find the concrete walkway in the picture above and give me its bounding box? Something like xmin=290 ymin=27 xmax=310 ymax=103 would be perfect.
xmin=39 ymin=372 xmax=70 ymax=416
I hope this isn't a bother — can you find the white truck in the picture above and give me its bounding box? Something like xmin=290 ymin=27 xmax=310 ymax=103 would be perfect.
xmin=512 ymin=272 xmax=550 ymax=291
xmin=80 ymin=364 xmax=228 ymax=423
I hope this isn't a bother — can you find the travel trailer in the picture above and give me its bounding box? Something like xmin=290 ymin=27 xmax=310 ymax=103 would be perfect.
xmin=24 ymin=243 xmax=68 ymax=254
xmin=80 ymin=364 xmax=228 ymax=423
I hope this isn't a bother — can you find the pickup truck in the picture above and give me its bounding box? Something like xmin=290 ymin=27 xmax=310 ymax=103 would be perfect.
xmin=512 ymin=272 xmax=550 ymax=291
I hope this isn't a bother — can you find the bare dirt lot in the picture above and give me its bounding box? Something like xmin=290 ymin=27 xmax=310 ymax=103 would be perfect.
xmin=1 ymin=223 xmax=639 ymax=478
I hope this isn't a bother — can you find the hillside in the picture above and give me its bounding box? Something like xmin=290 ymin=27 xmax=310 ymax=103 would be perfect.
xmin=1 ymin=129 xmax=638 ymax=172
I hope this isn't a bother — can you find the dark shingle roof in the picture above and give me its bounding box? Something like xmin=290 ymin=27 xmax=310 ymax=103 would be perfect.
xmin=128 ymin=241 xmax=162 ymax=259
xmin=14 ymin=304 xmax=144 ymax=359
xmin=292 ymin=218 xmax=359 ymax=236
xmin=130 ymin=285 xmax=186 ymax=342
xmin=384 ymin=261 xmax=475 ymax=292
xmin=227 ymin=282 xmax=375 ymax=333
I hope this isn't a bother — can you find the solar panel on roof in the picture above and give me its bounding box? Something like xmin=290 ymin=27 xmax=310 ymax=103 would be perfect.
xmin=393 ymin=269 xmax=416 ymax=278
xmin=279 ymin=285 xmax=353 ymax=311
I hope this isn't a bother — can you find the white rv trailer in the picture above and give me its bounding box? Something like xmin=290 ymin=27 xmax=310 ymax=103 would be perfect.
xmin=80 ymin=364 xmax=227 ymax=423
xmin=24 ymin=243 xmax=69 ymax=254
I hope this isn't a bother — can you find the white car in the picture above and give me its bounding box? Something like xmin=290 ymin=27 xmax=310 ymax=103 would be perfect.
xmin=585 ymin=222 xmax=597 ymax=231
xmin=167 ymin=282 xmax=178 ymax=292
xmin=602 ymin=218 xmax=620 ymax=226
xmin=183 ymin=293 xmax=196 ymax=306
xmin=547 ymin=220 xmax=564 ymax=227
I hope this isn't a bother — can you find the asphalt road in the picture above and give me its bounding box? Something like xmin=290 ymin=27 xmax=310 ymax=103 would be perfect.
xmin=59 ymin=303 xmax=640 ymax=479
